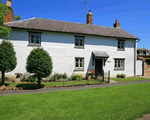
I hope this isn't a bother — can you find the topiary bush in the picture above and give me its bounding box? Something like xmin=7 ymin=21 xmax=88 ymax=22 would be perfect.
xmin=26 ymin=48 xmax=53 ymax=85
xmin=27 ymin=75 xmax=37 ymax=82
xmin=62 ymin=73 xmax=67 ymax=79
xmin=0 ymin=40 xmax=17 ymax=85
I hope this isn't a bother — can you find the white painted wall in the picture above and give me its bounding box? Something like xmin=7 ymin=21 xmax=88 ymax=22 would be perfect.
xmin=1 ymin=28 xmax=136 ymax=77
xmin=136 ymin=60 xmax=142 ymax=76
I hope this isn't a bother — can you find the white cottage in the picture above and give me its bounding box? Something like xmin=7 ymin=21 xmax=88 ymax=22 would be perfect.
xmin=1 ymin=0 xmax=139 ymax=77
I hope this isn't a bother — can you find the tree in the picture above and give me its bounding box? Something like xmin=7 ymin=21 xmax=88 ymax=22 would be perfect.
xmin=0 ymin=0 xmax=11 ymax=38
xmin=13 ymin=15 xmax=21 ymax=21
xmin=0 ymin=40 xmax=17 ymax=85
xmin=26 ymin=48 xmax=53 ymax=85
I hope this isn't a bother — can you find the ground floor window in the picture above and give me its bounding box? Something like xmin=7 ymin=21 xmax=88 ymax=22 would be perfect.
xmin=114 ymin=59 xmax=125 ymax=70
xmin=75 ymin=57 xmax=84 ymax=69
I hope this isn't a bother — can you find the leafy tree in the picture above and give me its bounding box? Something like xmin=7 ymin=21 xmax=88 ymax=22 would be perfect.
xmin=0 ymin=0 xmax=11 ymax=38
xmin=13 ymin=15 xmax=21 ymax=21
xmin=26 ymin=48 xmax=53 ymax=85
xmin=0 ymin=40 xmax=17 ymax=85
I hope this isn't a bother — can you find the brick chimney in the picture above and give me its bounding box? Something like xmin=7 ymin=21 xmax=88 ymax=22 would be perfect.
xmin=86 ymin=10 xmax=93 ymax=24
xmin=4 ymin=0 xmax=13 ymax=23
xmin=114 ymin=19 xmax=120 ymax=28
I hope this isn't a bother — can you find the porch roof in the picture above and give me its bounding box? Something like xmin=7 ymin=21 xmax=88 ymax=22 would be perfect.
xmin=93 ymin=51 xmax=109 ymax=58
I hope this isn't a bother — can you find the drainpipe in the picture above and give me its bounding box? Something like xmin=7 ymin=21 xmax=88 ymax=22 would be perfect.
xmin=134 ymin=38 xmax=140 ymax=77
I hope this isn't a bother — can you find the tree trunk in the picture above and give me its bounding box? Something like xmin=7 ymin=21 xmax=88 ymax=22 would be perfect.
xmin=1 ymin=72 xmax=5 ymax=85
xmin=38 ymin=77 xmax=41 ymax=86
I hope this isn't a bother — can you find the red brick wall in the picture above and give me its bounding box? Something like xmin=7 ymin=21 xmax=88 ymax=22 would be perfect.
xmin=143 ymin=58 xmax=150 ymax=77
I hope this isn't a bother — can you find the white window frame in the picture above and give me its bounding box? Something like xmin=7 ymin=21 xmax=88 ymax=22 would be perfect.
xmin=75 ymin=36 xmax=84 ymax=48
xmin=114 ymin=59 xmax=125 ymax=70
xmin=29 ymin=33 xmax=41 ymax=45
xmin=118 ymin=40 xmax=125 ymax=50
xmin=75 ymin=57 xmax=84 ymax=69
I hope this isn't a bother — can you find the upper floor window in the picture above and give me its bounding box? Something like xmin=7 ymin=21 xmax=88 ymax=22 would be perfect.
xmin=146 ymin=51 xmax=149 ymax=55
xmin=29 ymin=33 xmax=41 ymax=46
xmin=118 ymin=40 xmax=125 ymax=51
xmin=75 ymin=57 xmax=84 ymax=69
xmin=75 ymin=36 xmax=84 ymax=48
xmin=114 ymin=59 xmax=125 ymax=70
xmin=139 ymin=50 xmax=143 ymax=55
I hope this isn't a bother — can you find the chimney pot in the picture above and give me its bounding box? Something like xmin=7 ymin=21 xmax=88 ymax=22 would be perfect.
xmin=86 ymin=10 xmax=93 ymax=24
xmin=114 ymin=19 xmax=120 ymax=28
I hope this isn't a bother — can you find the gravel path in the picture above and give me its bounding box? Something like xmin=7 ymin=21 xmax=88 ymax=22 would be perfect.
xmin=0 ymin=80 xmax=150 ymax=96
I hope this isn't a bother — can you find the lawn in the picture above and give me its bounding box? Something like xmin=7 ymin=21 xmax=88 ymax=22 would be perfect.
xmin=111 ymin=77 xmax=150 ymax=82
xmin=1 ymin=80 xmax=103 ymax=89
xmin=0 ymin=83 xmax=150 ymax=120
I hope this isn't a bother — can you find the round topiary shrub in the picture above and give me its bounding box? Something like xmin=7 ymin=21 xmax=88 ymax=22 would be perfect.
xmin=26 ymin=48 xmax=53 ymax=85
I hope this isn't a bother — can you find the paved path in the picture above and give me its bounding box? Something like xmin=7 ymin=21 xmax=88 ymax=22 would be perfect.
xmin=0 ymin=80 xmax=150 ymax=96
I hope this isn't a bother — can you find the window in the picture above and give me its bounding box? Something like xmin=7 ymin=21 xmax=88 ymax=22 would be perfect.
xmin=75 ymin=36 xmax=84 ymax=48
xmin=75 ymin=57 xmax=84 ymax=69
xmin=114 ymin=59 xmax=125 ymax=70
xmin=29 ymin=33 xmax=41 ymax=45
xmin=118 ymin=40 xmax=125 ymax=50
xmin=139 ymin=50 xmax=143 ymax=55
xmin=146 ymin=51 xmax=149 ymax=55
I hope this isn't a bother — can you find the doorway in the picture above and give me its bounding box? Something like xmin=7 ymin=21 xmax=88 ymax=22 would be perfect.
xmin=95 ymin=59 xmax=103 ymax=77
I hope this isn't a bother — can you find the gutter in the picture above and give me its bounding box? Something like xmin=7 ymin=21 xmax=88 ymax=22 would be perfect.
xmin=134 ymin=38 xmax=140 ymax=77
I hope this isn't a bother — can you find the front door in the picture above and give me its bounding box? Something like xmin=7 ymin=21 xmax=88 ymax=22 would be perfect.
xmin=95 ymin=59 xmax=103 ymax=77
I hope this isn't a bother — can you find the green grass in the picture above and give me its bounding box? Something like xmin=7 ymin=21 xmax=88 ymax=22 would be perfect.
xmin=111 ymin=77 xmax=150 ymax=82
xmin=1 ymin=83 xmax=150 ymax=120
xmin=1 ymin=80 xmax=102 ymax=89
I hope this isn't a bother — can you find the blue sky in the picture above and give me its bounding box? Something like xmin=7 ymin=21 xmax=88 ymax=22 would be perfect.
xmin=3 ymin=0 xmax=150 ymax=49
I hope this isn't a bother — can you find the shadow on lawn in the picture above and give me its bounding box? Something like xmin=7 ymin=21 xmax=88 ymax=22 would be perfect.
xmin=16 ymin=83 xmax=45 ymax=90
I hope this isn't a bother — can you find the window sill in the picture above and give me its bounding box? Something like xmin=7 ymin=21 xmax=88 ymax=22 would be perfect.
xmin=117 ymin=49 xmax=125 ymax=51
xmin=114 ymin=69 xmax=125 ymax=71
xmin=74 ymin=47 xmax=84 ymax=49
xmin=28 ymin=44 xmax=41 ymax=47
xmin=74 ymin=68 xmax=84 ymax=71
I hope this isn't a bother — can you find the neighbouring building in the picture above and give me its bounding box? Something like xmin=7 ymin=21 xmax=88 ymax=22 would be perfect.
xmin=1 ymin=0 xmax=139 ymax=77
xmin=137 ymin=48 xmax=150 ymax=77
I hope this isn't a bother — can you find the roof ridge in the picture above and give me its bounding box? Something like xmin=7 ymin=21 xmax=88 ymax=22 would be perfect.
xmin=4 ymin=17 xmax=36 ymax=25
xmin=36 ymin=17 xmax=120 ymax=29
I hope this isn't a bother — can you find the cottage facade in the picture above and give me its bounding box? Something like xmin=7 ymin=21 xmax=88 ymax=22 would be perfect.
xmin=1 ymin=0 xmax=139 ymax=77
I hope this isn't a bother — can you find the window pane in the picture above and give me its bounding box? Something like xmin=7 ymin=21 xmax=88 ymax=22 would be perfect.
xmin=76 ymin=63 xmax=78 ymax=67
xmin=80 ymin=63 xmax=83 ymax=67
xmin=118 ymin=60 xmax=120 ymax=67
xmin=121 ymin=42 xmax=124 ymax=48
xmin=75 ymin=41 xmax=79 ymax=46
xmin=118 ymin=42 xmax=120 ymax=48
xmin=80 ymin=40 xmax=83 ymax=46
xmin=31 ymin=38 xmax=34 ymax=43
xmin=36 ymin=39 xmax=40 ymax=43
xmin=76 ymin=58 xmax=78 ymax=62
xmin=31 ymin=34 xmax=34 ymax=38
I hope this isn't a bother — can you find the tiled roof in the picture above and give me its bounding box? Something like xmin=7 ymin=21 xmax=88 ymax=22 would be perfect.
xmin=93 ymin=51 xmax=109 ymax=58
xmin=4 ymin=17 xmax=138 ymax=39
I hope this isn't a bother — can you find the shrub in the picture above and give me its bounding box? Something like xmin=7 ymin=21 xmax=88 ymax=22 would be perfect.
xmin=26 ymin=48 xmax=52 ymax=85
xmin=62 ymin=73 xmax=67 ymax=79
xmin=57 ymin=74 xmax=63 ymax=79
xmin=71 ymin=75 xmax=78 ymax=80
xmin=0 ymin=40 xmax=17 ymax=85
xmin=82 ymin=77 xmax=86 ymax=80
xmin=68 ymin=78 xmax=72 ymax=81
xmin=77 ymin=73 xmax=83 ymax=78
xmin=27 ymin=75 xmax=37 ymax=82
xmin=121 ymin=73 xmax=126 ymax=78
xmin=117 ymin=73 xmax=126 ymax=78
